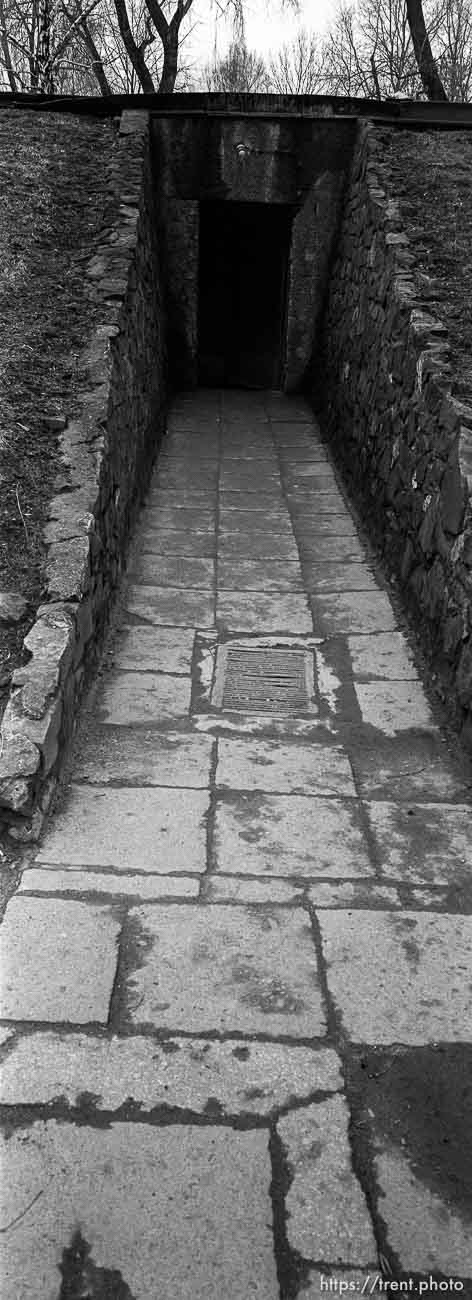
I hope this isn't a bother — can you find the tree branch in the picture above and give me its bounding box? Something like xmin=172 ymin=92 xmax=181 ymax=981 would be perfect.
xmin=113 ymin=0 xmax=155 ymax=90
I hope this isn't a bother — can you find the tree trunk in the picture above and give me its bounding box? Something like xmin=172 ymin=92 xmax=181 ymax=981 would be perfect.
xmin=79 ymin=17 xmax=112 ymax=94
xmin=158 ymin=20 xmax=179 ymax=92
xmin=35 ymin=0 xmax=55 ymax=91
xmin=0 ymin=0 xmax=19 ymax=90
xmin=113 ymin=0 xmax=155 ymax=92
xmin=405 ymin=0 xmax=448 ymax=99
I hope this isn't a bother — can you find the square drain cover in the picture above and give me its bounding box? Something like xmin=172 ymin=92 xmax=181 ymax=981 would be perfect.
xmin=212 ymin=644 xmax=315 ymax=715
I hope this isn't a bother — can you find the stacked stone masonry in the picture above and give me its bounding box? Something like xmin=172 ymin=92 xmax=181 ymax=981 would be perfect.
xmin=0 ymin=111 xmax=166 ymax=836
xmin=318 ymin=121 xmax=472 ymax=747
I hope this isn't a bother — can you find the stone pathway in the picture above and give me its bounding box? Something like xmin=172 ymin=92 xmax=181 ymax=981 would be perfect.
xmin=1 ymin=390 xmax=472 ymax=1299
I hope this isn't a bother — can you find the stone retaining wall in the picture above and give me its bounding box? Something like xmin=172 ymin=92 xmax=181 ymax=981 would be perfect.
xmin=317 ymin=121 xmax=472 ymax=745
xmin=0 ymin=110 xmax=166 ymax=838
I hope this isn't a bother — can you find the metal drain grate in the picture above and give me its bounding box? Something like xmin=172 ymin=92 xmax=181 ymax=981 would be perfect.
xmin=214 ymin=645 xmax=313 ymax=714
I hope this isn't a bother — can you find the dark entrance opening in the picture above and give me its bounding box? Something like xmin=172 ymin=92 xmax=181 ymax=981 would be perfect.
xmin=198 ymin=201 xmax=292 ymax=389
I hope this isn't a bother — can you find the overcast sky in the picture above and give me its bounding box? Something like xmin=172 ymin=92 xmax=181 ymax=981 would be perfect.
xmin=182 ymin=0 xmax=338 ymax=73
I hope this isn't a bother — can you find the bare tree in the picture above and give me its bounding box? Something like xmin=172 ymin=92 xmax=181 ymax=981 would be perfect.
xmin=428 ymin=0 xmax=472 ymax=95
xmin=0 ymin=0 xmax=105 ymax=91
xmin=321 ymin=0 xmax=472 ymax=100
xmin=405 ymin=0 xmax=448 ymax=95
xmin=268 ymin=28 xmax=323 ymax=93
xmin=321 ymin=3 xmax=377 ymax=96
xmin=205 ymin=36 xmax=267 ymax=90
xmin=0 ymin=0 xmax=299 ymax=96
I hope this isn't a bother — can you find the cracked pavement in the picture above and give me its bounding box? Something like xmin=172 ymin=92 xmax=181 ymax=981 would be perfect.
xmin=1 ymin=390 xmax=472 ymax=1299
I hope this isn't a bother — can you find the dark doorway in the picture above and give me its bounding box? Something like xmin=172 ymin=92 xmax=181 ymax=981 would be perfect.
xmin=198 ymin=201 xmax=292 ymax=389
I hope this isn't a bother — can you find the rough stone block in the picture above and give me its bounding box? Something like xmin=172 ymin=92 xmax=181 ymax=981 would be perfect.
xmin=2 ymin=693 xmax=63 ymax=775
xmin=0 ymin=735 xmax=40 ymax=813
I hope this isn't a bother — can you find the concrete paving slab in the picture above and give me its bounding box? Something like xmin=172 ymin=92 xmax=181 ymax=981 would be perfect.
xmin=124 ymin=584 xmax=214 ymax=628
xmin=141 ymin=504 xmax=215 ymax=530
xmin=219 ymin=473 xmax=283 ymax=491
xmin=348 ymin=631 xmax=418 ymax=679
xmin=219 ymin=509 xmax=295 ymax=535
xmin=111 ymin=624 xmax=195 ymax=673
xmin=159 ymin=453 xmax=219 ymax=471
xmin=302 ymin=562 xmax=379 ymax=592
xmin=274 ymin=436 xmax=323 ymax=450
xmin=73 ymin=729 xmax=213 ymax=787
xmin=285 ymin=471 xmax=338 ymax=492
xmin=125 ymin=903 xmax=325 ymax=1036
xmin=375 ymin=1148 xmax=472 ymax=1278
xmin=214 ymin=793 xmax=373 ymax=878
xmin=0 ymin=1032 xmax=342 ymax=1111
xmin=318 ymin=909 xmax=472 ymax=1043
xmin=221 ymin=434 xmax=274 ymax=448
xmin=295 ymin=516 xmax=358 ymax=537
xmin=0 ymin=1121 xmax=278 ymax=1300
xmin=278 ymin=447 xmax=330 ymax=463
xmin=0 ymin=897 xmax=119 ymax=1023
xmin=206 ymin=877 xmax=303 ymax=904
xmin=366 ymin=801 xmax=472 ymax=885
xmin=311 ymin=591 xmax=397 ymax=635
xmin=354 ymin=681 xmax=435 ymax=734
xmin=351 ymin=737 xmax=471 ymax=802
xmin=278 ymin=1098 xmax=376 ymax=1263
xmin=18 ymin=868 xmax=200 ymax=899
xmin=298 ymin=536 xmax=366 ymax=561
xmin=140 ymin=528 xmax=216 ymax=557
xmin=353 ymin=1044 xmax=472 ymax=1277
xmin=219 ymin=534 xmax=299 ymax=560
xmin=221 ymin=444 xmax=276 ymax=460
xmin=147 ymin=489 xmax=217 ymax=510
xmin=216 ymin=738 xmax=356 ymax=797
xmin=217 ymin=559 xmax=303 ymax=591
xmin=131 ymin=555 xmax=215 ymax=588
xmin=217 ymin=592 xmax=312 ymax=633
xmin=285 ymin=463 xmax=340 ymax=483
xmin=99 ymin=672 xmax=191 ymax=724
xmin=307 ymin=882 xmax=400 ymax=908
xmin=220 ymin=490 xmax=285 ymax=510
xmin=153 ymin=466 xmax=219 ymax=490
xmin=290 ymin=494 xmax=347 ymax=515
xmin=73 ymin=730 xmax=213 ymax=787
xmin=162 ymin=439 xmax=219 ymax=458
xmin=36 ymin=786 xmax=208 ymax=872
